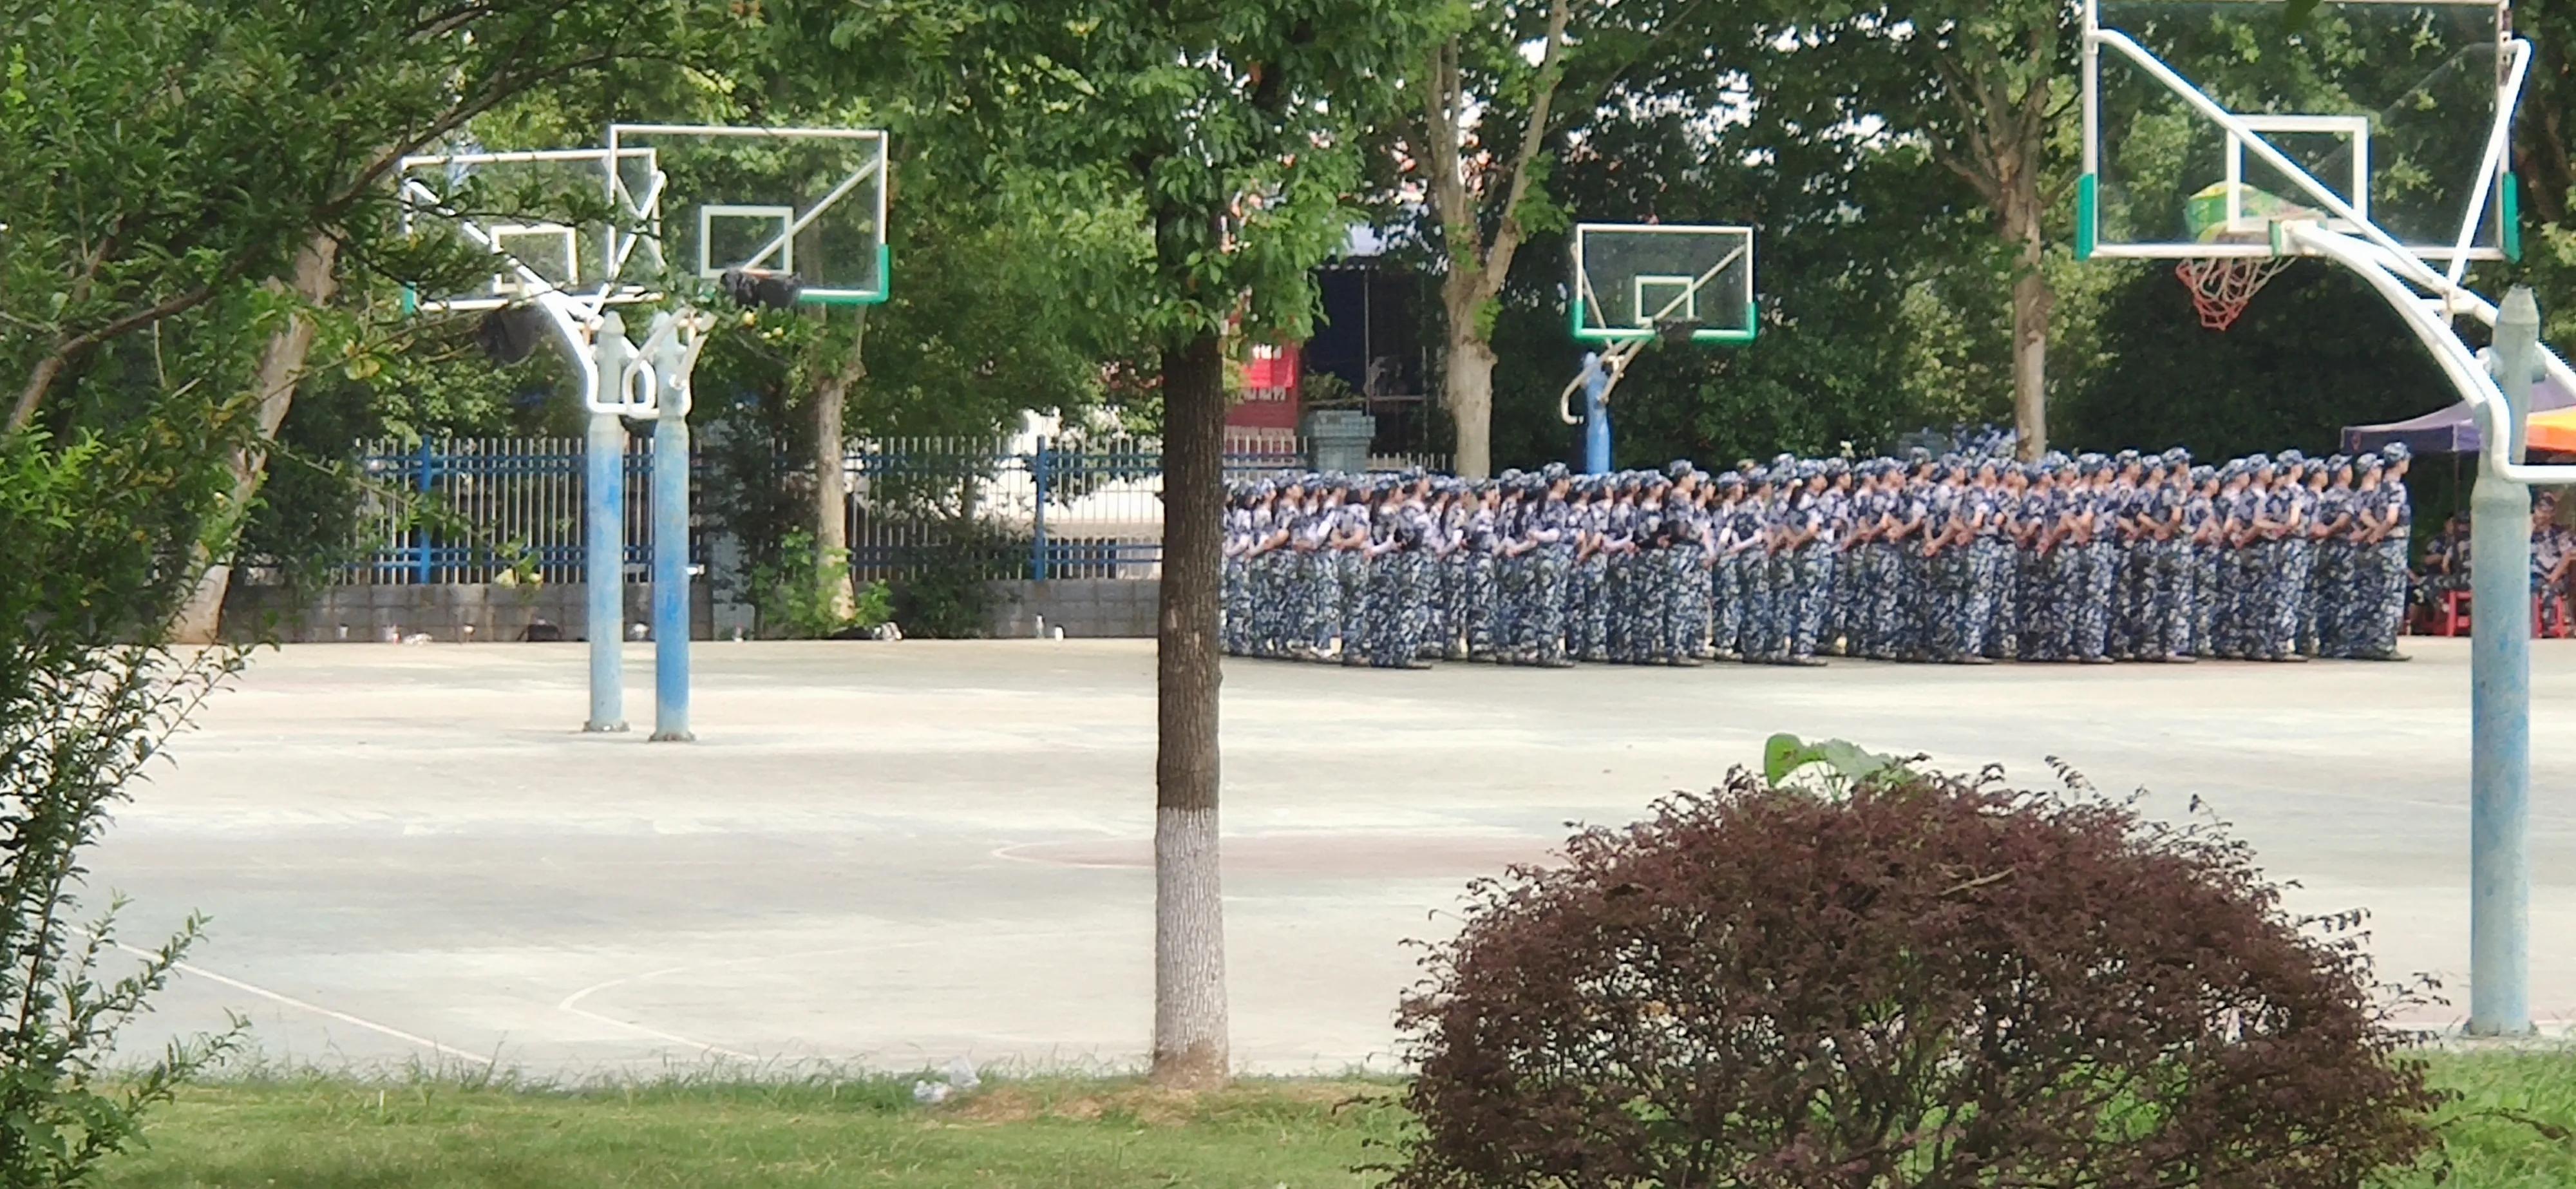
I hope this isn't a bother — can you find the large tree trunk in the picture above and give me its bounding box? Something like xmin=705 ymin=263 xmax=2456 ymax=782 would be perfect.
xmin=1150 ymin=328 xmax=1229 ymax=1089
xmin=808 ymin=309 xmax=864 ymax=622
xmin=172 ymin=234 xmax=342 ymax=643
xmin=2005 ymin=189 xmax=2052 ymax=461
xmin=1443 ymin=328 xmax=1497 ymax=478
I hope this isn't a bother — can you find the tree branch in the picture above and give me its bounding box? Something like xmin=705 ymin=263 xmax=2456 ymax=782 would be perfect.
xmin=1482 ymin=0 xmax=1576 ymax=304
xmin=8 ymin=283 xmax=229 ymax=435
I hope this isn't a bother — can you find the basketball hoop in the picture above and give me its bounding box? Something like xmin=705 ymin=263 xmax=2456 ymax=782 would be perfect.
xmin=1656 ymin=318 xmax=1707 ymax=347
xmin=2174 ymin=256 xmax=2291 ymax=332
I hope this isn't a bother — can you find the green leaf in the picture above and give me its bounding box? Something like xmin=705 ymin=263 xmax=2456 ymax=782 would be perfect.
xmin=1762 ymin=733 xmax=1815 ymax=785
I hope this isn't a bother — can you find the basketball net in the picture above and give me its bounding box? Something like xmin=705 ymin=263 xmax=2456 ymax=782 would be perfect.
xmin=2174 ymin=256 xmax=2290 ymax=332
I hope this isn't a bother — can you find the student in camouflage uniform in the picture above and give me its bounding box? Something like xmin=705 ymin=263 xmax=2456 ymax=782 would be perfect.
xmin=1227 ymin=482 xmax=1260 ymax=655
xmin=1660 ymin=464 xmax=1710 ymax=666
xmin=1708 ymin=473 xmax=1746 ymax=659
xmin=2353 ymin=445 xmax=2414 ymax=660
xmin=2185 ymin=465 xmax=2221 ymax=659
xmin=1568 ymin=480 xmax=1611 ymax=663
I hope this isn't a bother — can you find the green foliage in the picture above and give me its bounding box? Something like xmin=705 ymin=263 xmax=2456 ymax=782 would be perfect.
xmin=749 ymin=531 xmax=891 ymax=640
xmin=2060 ymin=262 xmax=2452 ymax=459
xmin=0 ymin=417 xmax=250 ymax=1186
xmin=1759 ymin=733 xmax=1915 ymax=789
xmin=1300 ymin=372 xmax=1365 ymax=411
xmin=889 ymin=520 xmax=1022 ymax=640
xmin=0 ymin=0 xmax=739 ymax=436
xmin=846 ymin=0 xmax=1435 ymax=355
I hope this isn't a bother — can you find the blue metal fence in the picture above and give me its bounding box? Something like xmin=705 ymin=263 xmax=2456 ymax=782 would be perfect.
xmin=342 ymin=434 xmax=1443 ymax=585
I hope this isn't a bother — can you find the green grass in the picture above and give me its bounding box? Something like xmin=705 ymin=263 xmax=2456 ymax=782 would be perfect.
xmin=95 ymin=1072 xmax=1412 ymax=1189
xmin=2410 ymin=1050 xmax=2576 ymax=1189
xmin=89 ymin=1051 xmax=2576 ymax=1188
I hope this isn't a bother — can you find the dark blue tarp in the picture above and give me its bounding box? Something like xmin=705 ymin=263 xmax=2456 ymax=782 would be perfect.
xmin=2340 ymin=380 xmax=2575 ymax=455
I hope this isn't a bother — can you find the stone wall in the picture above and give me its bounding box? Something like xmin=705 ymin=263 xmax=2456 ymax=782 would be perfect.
xmin=222 ymin=578 xmax=1159 ymax=642
xmin=223 ymin=582 xmax=712 ymax=643
xmin=983 ymin=579 xmax=1160 ymax=638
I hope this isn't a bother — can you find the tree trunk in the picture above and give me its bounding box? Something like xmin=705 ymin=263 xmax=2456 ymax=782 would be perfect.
xmin=1150 ymin=328 xmax=1229 ymax=1089
xmin=172 ymin=234 xmax=342 ymax=644
xmin=1444 ymin=328 xmax=1497 ymax=478
xmin=809 ymin=309 xmax=864 ymax=621
xmin=2005 ymin=192 xmax=2052 ymax=461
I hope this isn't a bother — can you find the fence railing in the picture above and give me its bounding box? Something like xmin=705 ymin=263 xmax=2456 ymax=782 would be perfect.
xmin=336 ymin=433 xmax=1448 ymax=585
xmin=343 ymin=437 xmax=665 ymax=586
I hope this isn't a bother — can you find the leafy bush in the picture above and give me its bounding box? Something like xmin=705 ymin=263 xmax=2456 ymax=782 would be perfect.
xmin=1 ymin=426 xmax=246 ymax=1184
xmin=1390 ymin=764 xmax=2443 ymax=1189
xmin=750 ymin=531 xmax=891 ymax=640
xmin=889 ymin=519 xmax=1021 ymax=639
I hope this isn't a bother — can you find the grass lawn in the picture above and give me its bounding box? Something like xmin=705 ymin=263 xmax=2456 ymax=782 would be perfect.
xmin=96 ymin=1051 xmax=2576 ymax=1188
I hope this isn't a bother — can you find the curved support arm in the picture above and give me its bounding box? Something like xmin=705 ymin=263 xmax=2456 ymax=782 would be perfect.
xmin=1559 ymin=343 xmax=1636 ymax=426
xmin=2292 ymin=225 xmax=2576 ymax=485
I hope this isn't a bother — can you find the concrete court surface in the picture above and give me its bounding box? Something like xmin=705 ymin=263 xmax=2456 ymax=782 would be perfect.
xmin=96 ymin=637 xmax=2575 ymax=1078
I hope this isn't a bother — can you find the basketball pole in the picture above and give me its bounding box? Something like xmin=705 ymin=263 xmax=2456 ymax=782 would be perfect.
xmin=2467 ymin=285 xmax=2538 ymax=1036
xmin=1581 ymin=352 xmax=1613 ymax=474
xmin=643 ymin=313 xmax=707 ymax=743
xmin=583 ymin=387 xmax=629 ymax=730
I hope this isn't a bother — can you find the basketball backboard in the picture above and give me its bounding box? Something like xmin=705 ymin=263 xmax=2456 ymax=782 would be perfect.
xmin=395 ymin=147 xmax=657 ymax=314
xmin=606 ymin=125 xmax=889 ymax=307
xmin=1570 ymin=224 xmax=1757 ymax=345
xmin=2081 ymin=0 xmax=2523 ymax=268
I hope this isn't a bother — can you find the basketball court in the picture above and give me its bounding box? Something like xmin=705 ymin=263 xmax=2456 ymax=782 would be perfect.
xmin=97 ymin=640 xmax=2575 ymax=1077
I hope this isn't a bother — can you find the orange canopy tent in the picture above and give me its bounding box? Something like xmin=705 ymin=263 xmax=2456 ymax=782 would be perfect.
xmin=2525 ymin=405 xmax=2576 ymax=455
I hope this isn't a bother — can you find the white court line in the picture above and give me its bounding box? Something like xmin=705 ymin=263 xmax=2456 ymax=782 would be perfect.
xmin=989 ymin=840 xmax=1148 ymax=870
xmin=122 ymin=944 xmax=494 ymax=1067
xmin=555 ymin=932 xmax=1097 ymax=1063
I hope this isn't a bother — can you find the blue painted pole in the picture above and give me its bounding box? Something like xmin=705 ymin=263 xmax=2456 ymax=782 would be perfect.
xmin=584 ymin=408 xmax=627 ymax=732
xmin=2468 ymin=285 xmax=2538 ymax=1036
xmin=1581 ymin=352 xmax=1612 ymax=475
xmin=1031 ymin=442 xmax=1051 ymax=583
xmin=413 ymin=438 xmax=435 ymax=586
xmin=649 ymin=408 xmax=692 ymax=741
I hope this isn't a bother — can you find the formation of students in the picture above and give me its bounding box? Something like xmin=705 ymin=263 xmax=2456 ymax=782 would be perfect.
xmin=1220 ymin=443 xmax=2416 ymax=668
xmin=2420 ymin=492 xmax=2575 ymax=625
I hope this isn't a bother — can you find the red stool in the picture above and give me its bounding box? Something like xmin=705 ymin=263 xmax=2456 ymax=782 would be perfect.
xmin=2435 ymin=590 xmax=2471 ymax=637
xmin=2427 ymin=591 xmax=2570 ymax=638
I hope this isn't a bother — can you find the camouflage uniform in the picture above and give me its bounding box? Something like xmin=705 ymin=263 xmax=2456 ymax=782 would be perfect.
xmin=2353 ymin=450 xmax=2413 ymax=658
xmin=1783 ymin=473 xmax=1832 ymax=661
xmin=1979 ymin=470 xmax=2020 ymax=660
xmin=1524 ymin=483 xmax=1576 ymax=665
xmin=1569 ymin=492 xmax=1612 ymax=662
xmin=1709 ymin=478 xmax=1748 ymax=658
xmin=1222 ymin=490 xmax=1254 ymax=656
xmin=1461 ymin=497 xmax=1499 ymax=658
xmin=1661 ymin=471 xmax=1709 ymax=663
xmin=2184 ymin=470 xmax=2220 ymax=658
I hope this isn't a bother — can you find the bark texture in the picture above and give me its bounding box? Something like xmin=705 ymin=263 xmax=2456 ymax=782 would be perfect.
xmin=808 ymin=310 xmax=865 ymax=621
xmin=1423 ymin=0 xmax=1571 ymax=479
xmin=173 ymin=233 xmax=343 ymax=643
xmin=1150 ymin=329 xmax=1229 ymax=1089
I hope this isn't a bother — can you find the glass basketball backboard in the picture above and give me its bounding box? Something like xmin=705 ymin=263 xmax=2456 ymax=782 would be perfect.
xmin=1570 ymin=224 xmax=1757 ymax=345
xmin=606 ymin=125 xmax=889 ymax=307
xmin=396 ymin=147 xmax=656 ymax=314
xmin=2081 ymin=0 xmax=2521 ymax=266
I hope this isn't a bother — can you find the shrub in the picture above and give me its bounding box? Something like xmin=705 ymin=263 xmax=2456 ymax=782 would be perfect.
xmin=1389 ymin=765 xmax=2443 ymax=1189
xmin=2 ymin=426 xmax=246 ymax=1184
xmin=889 ymin=519 xmax=1019 ymax=639
xmin=750 ymin=531 xmax=891 ymax=639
